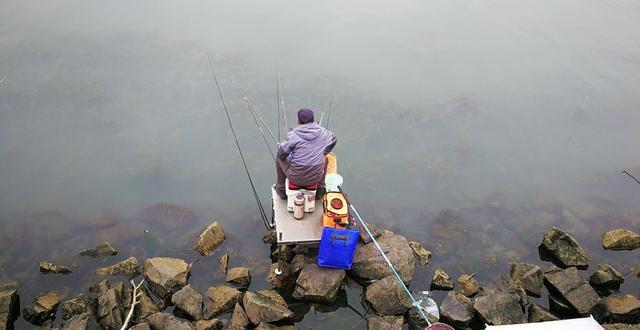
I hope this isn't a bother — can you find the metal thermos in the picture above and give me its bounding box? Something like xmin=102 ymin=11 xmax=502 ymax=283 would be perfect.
xmin=293 ymin=194 xmax=305 ymax=220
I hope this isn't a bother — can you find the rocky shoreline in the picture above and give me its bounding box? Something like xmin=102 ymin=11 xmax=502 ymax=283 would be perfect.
xmin=0 ymin=220 xmax=638 ymax=329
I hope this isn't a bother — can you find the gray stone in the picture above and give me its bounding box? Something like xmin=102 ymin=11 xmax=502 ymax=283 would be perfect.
xmin=218 ymin=254 xmax=228 ymax=275
xmin=171 ymin=284 xmax=203 ymax=320
xmin=457 ymin=274 xmax=479 ymax=297
xmin=480 ymin=275 xmax=529 ymax=307
xmin=590 ymin=264 xmax=625 ymax=290
xmin=146 ymin=312 xmax=195 ymax=330
xmin=262 ymin=230 xmax=277 ymax=245
xmin=357 ymin=222 xmax=382 ymax=244
xmin=365 ymin=275 xmax=412 ymax=316
xmin=193 ymin=221 xmax=226 ymax=256
xmin=431 ymin=268 xmax=454 ymax=291
xmin=61 ymin=312 xmax=101 ymax=330
xmin=23 ymin=290 xmax=63 ymax=325
xmin=79 ymin=241 xmax=118 ymax=258
xmin=292 ymin=264 xmax=345 ymax=303
xmin=544 ymin=267 xmax=601 ymax=316
xmin=0 ymin=280 xmax=18 ymax=292
xmin=527 ymin=304 xmax=559 ymax=323
xmin=96 ymin=288 xmax=123 ymax=329
xmin=142 ymin=257 xmax=191 ymax=300
xmin=88 ymin=280 xmax=110 ymax=295
xmin=539 ymin=227 xmax=589 ymax=269
xmin=39 ymin=262 xmax=72 ymax=274
xmin=409 ymin=241 xmax=432 ymax=266
xmin=367 ymin=315 xmax=403 ymax=330
xmin=61 ymin=294 xmax=97 ymax=320
xmin=0 ymin=288 xmax=19 ymax=330
xmin=226 ymin=268 xmax=251 ymax=289
xmin=96 ymin=256 xmax=139 ymax=279
xmin=548 ymin=293 xmax=576 ymax=317
xmin=133 ymin=286 xmax=161 ymax=323
xmin=255 ymin=290 xmax=287 ymax=308
xmin=440 ymin=291 xmax=475 ymax=328
xmin=203 ymin=285 xmax=242 ymax=319
xmin=603 ymin=295 xmax=640 ymax=324
xmin=351 ymin=231 xmax=415 ymax=282
xmin=227 ymin=303 xmax=250 ymax=330
xmin=289 ymin=254 xmax=307 ymax=274
xmin=602 ymin=229 xmax=640 ymax=250
xmin=271 ymin=245 xmax=294 ymax=263
xmin=510 ymin=263 xmax=544 ymax=297
xmin=267 ymin=263 xmax=296 ymax=290
xmin=194 ymin=319 xmax=223 ymax=330
xmin=473 ymin=293 xmax=525 ymax=325
xmin=242 ymin=291 xmax=294 ymax=325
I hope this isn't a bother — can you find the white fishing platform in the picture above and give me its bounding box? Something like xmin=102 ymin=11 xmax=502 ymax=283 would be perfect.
xmin=271 ymin=186 xmax=323 ymax=245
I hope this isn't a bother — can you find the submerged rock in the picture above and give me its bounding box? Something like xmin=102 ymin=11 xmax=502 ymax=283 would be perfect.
xmin=61 ymin=312 xmax=101 ymax=330
xmin=409 ymin=241 xmax=432 ymax=266
xmin=457 ymin=274 xmax=479 ymax=297
xmin=602 ymin=229 xmax=640 ymax=250
xmin=139 ymin=202 xmax=197 ymax=232
xmin=590 ymin=264 xmax=625 ymax=290
xmin=510 ymin=263 xmax=544 ymax=297
xmin=193 ymin=221 xmax=226 ymax=256
xmin=367 ymin=315 xmax=403 ymax=330
xmin=219 ymin=254 xmax=229 ymax=275
xmin=61 ymin=294 xmax=97 ymax=320
xmin=96 ymin=256 xmax=140 ymax=279
xmin=292 ymin=264 xmax=345 ymax=303
xmin=527 ymin=304 xmax=559 ymax=323
xmin=143 ymin=257 xmax=191 ymax=300
xmin=544 ymin=267 xmax=601 ymax=317
xmin=351 ymin=231 xmax=415 ymax=282
xmin=79 ymin=241 xmax=118 ymax=258
xmin=171 ymin=284 xmax=203 ymax=320
xmin=539 ymin=227 xmax=589 ymax=269
xmin=226 ymin=267 xmax=251 ymax=289
xmin=242 ymin=291 xmax=294 ymax=325
xmin=39 ymin=261 xmax=72 ymax=274
xmin=23 ymin=290 xmax=63 ymax=325
xmin=97 ymin=287 xmax=124 ymax=329
xmin=0 ymin=287 xmax=19 ymax=330
xmin=602 ymin=295 xmax=640 ymax=324
xmin=440 ymin=291 xmax=475 ymax=328
xmin=146 ymin=312 xmax=195 ymax=330
xmin=203 ymin=285 xmax=242 ymax=319
xmin=431 ymin=268 xmax=454 ymax=291
xmin=473 ymin=292 xmax=525 ymax=325
xmin=365 ymin=275 xmax=412 ymax=316
xmin=228 ymin=303 xmax=250 ymax=330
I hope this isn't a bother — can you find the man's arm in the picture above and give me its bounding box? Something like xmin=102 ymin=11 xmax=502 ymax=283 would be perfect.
xmin=277 ymin=134 xmax=295 ymax=159
xmin=324 ymin=131 xmax=337 ymax=154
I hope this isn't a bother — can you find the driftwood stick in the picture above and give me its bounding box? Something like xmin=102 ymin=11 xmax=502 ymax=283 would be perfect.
xmin=121 ymin=279 xmax=144 ymax=330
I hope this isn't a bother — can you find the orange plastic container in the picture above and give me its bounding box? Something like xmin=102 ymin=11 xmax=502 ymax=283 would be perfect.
xmin=322 ymin=192 xmax=350 ymax=228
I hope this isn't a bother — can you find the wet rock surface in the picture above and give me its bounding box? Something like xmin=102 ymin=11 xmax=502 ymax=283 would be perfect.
xmin=544 ymin=267 xmax=601 ymax=317
xmin=171 ymin=284 xmax=203 ymax=320
xmin=61 ymin=294 xmax=97 ymax=320
xmin=473 ymin=292 xmax=525 ymax=325
xmin=292 ymin=264 xmax=345 ymax=303
xmin=255 ymin=322 xmax=297 ymax=330
xmin=351 ymin=231 xmax=415 ymax=282
xmin=357 ymin=222 xmax=382 ymax=244
xmin=242 ymin=291 xmax=294 ymax=325
xmin=227 ymin=303 xmax=250 ymax=330
xmin=590 ymin=264 xmax=625 ymax=290
xmin=133 ymin=286 xmax=162 ymax=322
xmin=23 ymin=290 xmax=63 ymax=325
xmin=440 ymin=291 xmax=475 ymax=328
xmin=96 ymin=256 xmax=140 ymax=279
xmin=143 ymin=257 xmax=191 ymax=300
xmin=365 ymin=275 xmax=412 ymax=315
xmin=39 ymin=261 xmax=72 ymax=274
xmin=431 ymin=267 xmax=454 ymax=291
xmin=409 ymin=241 xmax=431 ymax=266
xmin=203 ymin=285 xmax=242 ymax=319
xmin=61 ymin=312 xmax=100 ymax=330
xmin=146 ymin=312 xmax=196 ymax=330
xmin=457 ymin=274 xmax=479 ymax=297
xmin=539 ymin=227 xmax=589 ymax=269
xmin=0 ymin=287 xmax=19 ymax=330
xmin=79 ymin=241 xmax=118 ymax=258
xmin=267 ymin=263 xmax=296 ymax=290
xmin=193 ymin=221 xmax=226 ymax=256
xmin=527 ymin=303 xmax=559 ymax=323
xmin=510 ymin=263 xmax=544 ymax=297
xmin=367 ymin=315 xmax=403 ymax=330
xmin=194 ymin=318 xmax=224 ymax=330
xmin=226 ymin=267 xmax=251 ymax=289
xmin=603 ymin=295 xmax=640 ymax=324
xmin=602 ymin=229 xmax=640 ymax=250
xmin=129 ymin=324 xmax=151 ymax=330
xmin=96 ymin=287 xmax=124 ymax=329
xmin=218 ymin=254 xmax=229 ymax=275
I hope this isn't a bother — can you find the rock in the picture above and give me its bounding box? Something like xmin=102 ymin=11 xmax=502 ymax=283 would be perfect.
xmin=510 ymin=263 xmax=544 ymax=297
xmin=96 ymin=287 xmax=124 ymax=329
xmin=96 ymin=256 xmax=140 ymax=279
xmin=262 ymin=230 xmax=277 ymax=245
xmin=0 ymin=280 xmax=18 ymax=292
xmin=226 ymin=267 xmax=251 ymax=289
xmin=431 ymin=268 xmax=454 ymax=291
xmin=271 ymin=245 xmax=294 ymax=263
xmin=603 ymin=295 xmax=640 ymax=324
xmin=633 ymin=266 xmax=640 ymax=278
xmin=539 ymin=227 xmax=589 ymax=269
xmin=89 ymin=280 xmax=110 ymax=295
xmin=61 ymin=312 xmax=101 ymax=330
xmin=133 ymin=286 xmax=161 ymax=323
xmin=548 ymin=293 xmax=576 ymax=317
xmin=602 ymin=229 xmax=640 ymax=250
xmin=408 ymin=307 xmax=438 ymax=330
xmin=203 ymin=285 xmax=242 ymax=319
xmin=527 ymin=304 xmax=559 ymax=323
xmin=440 ymin=291 xmax=475 ymax=328
xmin=351 ymin=231 xmax=415 ymax=282
xmin=242 ymin=291 xmax=294 ymax=325
xmin=142 ymin=257 xmax=191 ymax=300
xmin=603 ymin=324 xmax=640 ymax=330
xmin=193 ymin=222 xmax=226 ymax=256
xmin=218 ymin=254 xmax=228 ymax=275
xmin=146 ymin=312 xmax=195 ymax=330
xmin=481 ymin=275 xmax=529 ymax=307
xmin=194 ymin=319 xmax=224 ymax=330
xmin=473 ymin=293 xmax=525 ymax=325
xmin=61 ymin=294 xmax=97 ymax=320
xmin=39 ymin=261 xmax=72 ymax=274
xmin=256 ymin=290 xmax=287 ymax=308
xmin=23 ymin=290 xmax=63 ymax=325
xmin=0 ymin=287 xmax=19 ymax=330
xmin=365 ymin=275 xmax=412 ymax=315
xmin=367 ymin=315 xmax=403 ymax=330
xmin=129 ymin=324 xmax=151 ymax=330
xmin=171 ymin=284 xmax=203 ymax=320
xmin=227 ymin=303 xmax=250 ymax=330
xmin=590 ymin=264 xmax=625 ymax=290
xmin=457 ymin=274 xmax=479 ymax=297
xmin=408 ymin=241 xmax=432 ymax=267
xmin=292 ymin=264 xmax=345 ymax=303
xmin=357 ymin=222 xmax=382 ymax=243
xmin=267 ymin=263 xmax=296 ymax=289
xmin=544 ymin=267 xmax=601 ymax=316
xmin=255 ymin=323 xmax=297 ymax=330
xmin=289 ymin=255 xmax=307 ymax=274
xmin=79 ymin=241 xmax=118 ymax=258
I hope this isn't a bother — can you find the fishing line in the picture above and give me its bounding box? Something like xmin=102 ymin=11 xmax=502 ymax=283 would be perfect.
xmin=244 ymin=97 xmax=278 ymax=144
xmin=206 ymin=52 xmax=270 ymax=230
xmin=244 ymin=97 xmax=276 ymax=161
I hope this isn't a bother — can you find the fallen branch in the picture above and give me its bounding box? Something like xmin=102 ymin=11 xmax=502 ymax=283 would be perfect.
xmin=121 ymin=278 xmax=144 ymax=330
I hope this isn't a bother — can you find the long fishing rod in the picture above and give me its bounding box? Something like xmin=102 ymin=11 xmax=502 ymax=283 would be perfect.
xmin=244 ymin=97 xmax=278 ymax=144
xmin=206 ymin=52 xmax=270 ymax=230
xmin=325 ymin=88 xmax=334 ymax=130
xmin=276 ymin=67 xmax=281 ymax=142
xmin=622 ymin=170 xmax=640 ymax=185
xmin=278 ymin=70 xmax=289 ymax=134
xmin=243 ymin=97 xmax=276 ymax=161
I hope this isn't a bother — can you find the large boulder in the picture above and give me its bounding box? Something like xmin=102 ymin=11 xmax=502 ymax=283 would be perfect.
xmin=23 ymin=290 xmax=63 ymax=325
xmin=39 ymin=261 xmax=72 ymax=274
xmin=242 ymin=291 xmax=294 ymax=325
xmin=590 ymin=264 xmax=625 ymax=290
xmin=226 ymin=267 xmax=251 ymax=289
xmin=171 ymin=284 xmax=203 ymax=320
xmin=544 ymin=267 xmax=602 ymax=317
xmin=79 ymin=241 xmax=118 ymax=258
xmin=528 ymin=304 xmax=558 ymax=323
xmin=133 ymin=286 xmax=162 ymax=323
xmin=602 ymin=229 xmax=640 ymax=251
xmin=473 ymin=293 xmax=525 ymax=325
xmin=602 ymin=295 xmax=640 ymax=324
xmin=61 ymin=294 xmax=97 ymax=320
xmin=539 ymin=227 xmax=589 ymax=269
xmin=351 ymin=231 xmax=415 ymax=282
xmin=510 ymin=263 xmax=544 ymax=297
xmin=292 ymin=264 xmax=345 ymax=303
xmin=365 ymin=275 xmax=412 ymax=316
xmin=480 ymin=275 xmax=528 ymax=307
xmin=96 ymin=256 xmax=140 ymax=279
xmin=96 ymin=287 xmax=124 ymax=329
xmin=457 ymin=274 xmax=479 ymax=297
xmin=203 ymin=285 xmax=242 ymax=319
xmin=408 ymin=241 xmax=432 ymax=266
xmin=193 ymin=221 xmax=226 ymax=256
xmin=227 ymin=303 xmax=250 ymax=330
xmin=0 ymin=287 xmax=19 ymax=330
xmin=367 ymin=315 xmax=403 ymax=330
xmin=431 ymin=268 xmax=454 ymax=291
xmin=440 ymin=291 xmax=475 ymax=328
xmin=146 ymin=312 xmax=195 ymax=330
xmin=143 ymin=257 xmax=191 ymax=300
xmin=61 ymin=312 xmax=101 ymax=330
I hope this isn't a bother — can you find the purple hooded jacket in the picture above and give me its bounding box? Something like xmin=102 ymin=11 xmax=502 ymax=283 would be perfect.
xmin=277 ymin=123 xmax=337 ymax=185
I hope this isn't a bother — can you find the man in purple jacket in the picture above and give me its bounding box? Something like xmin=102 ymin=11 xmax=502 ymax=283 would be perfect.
xmin=275 ymin=108 xmax=337 ymax=200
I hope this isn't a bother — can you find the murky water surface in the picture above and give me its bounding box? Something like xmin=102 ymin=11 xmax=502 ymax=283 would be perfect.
xmin=1 ymin=0 xmax=639 ymax=328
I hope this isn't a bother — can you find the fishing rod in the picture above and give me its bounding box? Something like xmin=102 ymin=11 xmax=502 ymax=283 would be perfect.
xmin=206 ymin=52 xmax=270 ymax=230
xmin=244 ymin=97 xmax=276 ymax=161
xmin=622 ymin=170 xmax=640 ymax=185
xmin=276 ymin=67 xmax=281 ymax=142
xmin=244 ymin=97 xmax=278 ymax=144
xmin=278 ymin=71 xmax=289 ymax=134
xmin=325 ymin=88 xmax=334 ymax=130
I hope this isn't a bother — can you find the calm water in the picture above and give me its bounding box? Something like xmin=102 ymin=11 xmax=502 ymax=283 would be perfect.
xmin=1 ymin=0 xmax=639 ymax=328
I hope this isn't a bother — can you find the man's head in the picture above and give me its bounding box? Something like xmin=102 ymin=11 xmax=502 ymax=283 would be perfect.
xmin=297 ymin=108 xmax=314 ymax=124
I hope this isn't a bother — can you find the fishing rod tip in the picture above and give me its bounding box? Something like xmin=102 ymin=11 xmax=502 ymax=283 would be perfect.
xmin=243 ymin=96 xmax=248 ymax=100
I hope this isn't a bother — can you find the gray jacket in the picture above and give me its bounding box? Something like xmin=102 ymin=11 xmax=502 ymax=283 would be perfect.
xmin=277 ymin=123 xmax=337 ymax=185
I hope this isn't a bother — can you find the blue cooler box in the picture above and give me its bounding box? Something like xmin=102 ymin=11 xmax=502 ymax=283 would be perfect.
xmin=317 ymin=227 xmax=359 ymax=270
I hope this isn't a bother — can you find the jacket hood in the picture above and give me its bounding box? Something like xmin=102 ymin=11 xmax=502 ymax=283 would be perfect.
xmin=293 ymin=123 xmax=322 ymax=141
